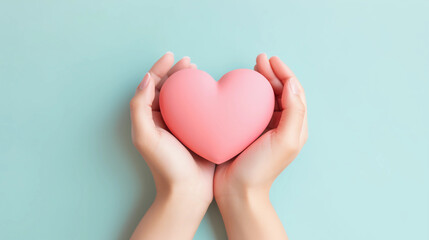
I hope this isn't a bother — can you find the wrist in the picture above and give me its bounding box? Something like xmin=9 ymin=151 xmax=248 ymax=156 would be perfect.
xmin=215 ymin=185 xmax=287 ymax=240
xmin=156 ymin=183 xmax=213 ymax=209
xmin=132 ymin=183 xmax=211 ymax=240
xmin=215 ymin=185 xmax=270 ymax=210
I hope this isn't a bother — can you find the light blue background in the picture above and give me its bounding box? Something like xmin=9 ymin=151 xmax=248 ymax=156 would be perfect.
xmin=1 ymin=0 xmax=428 ymax=239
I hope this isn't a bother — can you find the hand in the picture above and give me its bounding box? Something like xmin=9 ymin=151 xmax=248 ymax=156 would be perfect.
xmin=130 ymin=52 xmax=215 ymax=240
xmin=214 ymin=53 xmax=308 ymax=240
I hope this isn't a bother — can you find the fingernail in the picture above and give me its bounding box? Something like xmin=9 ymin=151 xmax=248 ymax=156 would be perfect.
xmin=183 ymin=56 xmax=191 ymax=62
xmin=139 ymin=73 xmax=150 ymax=90
xmin=288 ymin=77 xmax=299 ymax=95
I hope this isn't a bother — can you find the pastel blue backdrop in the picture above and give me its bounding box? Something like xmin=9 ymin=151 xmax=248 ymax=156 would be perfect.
xmin=1 ymin=0 xmax=428 ymax=239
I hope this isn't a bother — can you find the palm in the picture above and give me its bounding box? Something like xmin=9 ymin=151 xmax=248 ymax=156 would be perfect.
xmin=214 ymin=129 xmax=279 ymax=192
xmin=152 ymin=124 xmax=214 ymax=187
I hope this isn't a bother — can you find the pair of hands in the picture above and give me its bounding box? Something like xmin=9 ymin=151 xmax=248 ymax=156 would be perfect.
xmin=129 ymin=52 xmax=307 ymax=240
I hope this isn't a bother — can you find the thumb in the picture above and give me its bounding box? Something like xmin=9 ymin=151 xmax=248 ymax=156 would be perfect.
xmin=130 ymin=73 xmax=158 ymax=150
xmin=274 ymin=77 xmax=306 ymax=152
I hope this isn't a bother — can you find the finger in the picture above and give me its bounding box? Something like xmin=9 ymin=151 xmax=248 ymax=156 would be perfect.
xmin=269 ymin=56 xmax=296 ymax=85
xmin=157 ymin=56 xmax=191 ymax=89
xmin=167 ymin=56 xmax=191 ymax=76
xmin=256 ymin=53 xmax=283 ymax=95
xmin=256 ymin=53 xmax=276 ymax=79
xmin=149 ymin=52 xmax=175 ymax=88
xmin=152 ymin=111 xmax=167 ymax=129
xmin=130 ymin=73 xmax=159 ymax=150
xmin=274 ymin=77 xmax=306 ymax=153
xmin=300 ymin=110 xmax=308 ymax=147
xmin=269 ymin=56 xmax=308 ymax=147
xmin=190 ymin=63 xmax=197 ymax=69
xmin=299 ymin=86 xmax=308 ymax=147
xmin=152 ymin=90 xmax=160 ymax=111
xmin=270 ymin=55 xmax=306 ymax=115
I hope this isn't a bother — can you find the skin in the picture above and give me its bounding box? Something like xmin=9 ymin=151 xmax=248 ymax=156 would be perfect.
xmin=214 ymin=53 xmax=308 ymax=240
xmin=130 ymin=52 xmax=307 ymax=240
xmin=129 ymin=52 xmax=214 ymax=240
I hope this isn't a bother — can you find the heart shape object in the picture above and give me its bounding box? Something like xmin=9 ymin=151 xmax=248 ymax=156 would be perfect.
xmin=159 ymin=69 xmax=274 ymax=164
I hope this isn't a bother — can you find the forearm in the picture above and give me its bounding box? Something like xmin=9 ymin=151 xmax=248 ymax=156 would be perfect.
xmin=217 ymin=188 xmax=288 ymax=240
xmin=131 ymin=190 xmax=210 ymax=240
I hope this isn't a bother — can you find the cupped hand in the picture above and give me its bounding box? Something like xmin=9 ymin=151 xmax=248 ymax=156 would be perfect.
xmin=214 ymin=53 xmax=308 ymax=201
xmin=130 ymin=52 xmax=215 ymax=203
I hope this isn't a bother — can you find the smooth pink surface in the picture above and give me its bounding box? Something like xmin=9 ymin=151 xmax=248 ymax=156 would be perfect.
xmin=159 ymin=69 xmax=275 ymax=164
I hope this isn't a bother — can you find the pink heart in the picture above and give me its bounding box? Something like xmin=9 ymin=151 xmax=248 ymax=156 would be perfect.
xmin=159 ymin=69 xmax=275 ymax=164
